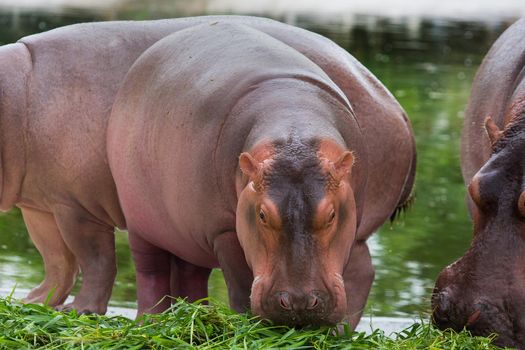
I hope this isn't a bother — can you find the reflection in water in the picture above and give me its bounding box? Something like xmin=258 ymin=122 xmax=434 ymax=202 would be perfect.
xmin=0 ymin=7 xmax=515 ymax=316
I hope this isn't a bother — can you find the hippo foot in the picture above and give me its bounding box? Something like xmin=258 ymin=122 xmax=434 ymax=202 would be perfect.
xmin=55 ymin=301 xmax=106 ymax=315
xmin=23 ymin=284 xmax=69 ymax=307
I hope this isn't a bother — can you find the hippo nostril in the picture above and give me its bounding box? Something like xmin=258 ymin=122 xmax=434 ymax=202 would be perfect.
xmin=432 ymin=290 xmax=453 ymax=327
xmin=307 ymin=292 xmax=320 ymax=310
xmin=278 ymin=292 xmax=292 ymax=310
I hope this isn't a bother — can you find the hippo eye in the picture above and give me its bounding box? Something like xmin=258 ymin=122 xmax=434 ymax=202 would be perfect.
xmin=259 ymin=210 xmax=267 ymax=224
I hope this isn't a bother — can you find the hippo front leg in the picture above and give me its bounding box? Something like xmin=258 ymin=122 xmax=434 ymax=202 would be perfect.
xmin=170 ymin=255 xmax=211 ymax=304
xmin=130 ymin=232 xmax=212 ymax=315
xmin=213 ymin=231 xmax=252 ymax=312
xmin=53 ymin=204 xmax=116 ymax=314
xmin=20 ymin=207 xmax=78 ymax=306
xmin=128 ymin=232 xmax=172 ymax=314
xmin=343 ymin=241 xmax=375 ymax=329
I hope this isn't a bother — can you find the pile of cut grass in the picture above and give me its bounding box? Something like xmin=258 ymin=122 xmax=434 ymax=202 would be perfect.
xmin=0 ymin=297 xmax=503 ymax=349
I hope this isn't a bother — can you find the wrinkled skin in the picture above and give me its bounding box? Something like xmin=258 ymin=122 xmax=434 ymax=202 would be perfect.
xmin=432 ymin=18 xmax=525 ymax=348
xmin=108 ymin=19 xmax=415 ymax=326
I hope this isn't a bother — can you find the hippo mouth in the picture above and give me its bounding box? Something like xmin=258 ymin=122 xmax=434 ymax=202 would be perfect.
xmin=465 ymin=303 xmax=517 ymax=348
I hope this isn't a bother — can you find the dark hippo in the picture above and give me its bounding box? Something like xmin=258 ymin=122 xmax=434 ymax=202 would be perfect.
xmin=432 ymin=18 xmax=525 ymax=347
xmin=108 ymin=18 xmax=415 ymax=327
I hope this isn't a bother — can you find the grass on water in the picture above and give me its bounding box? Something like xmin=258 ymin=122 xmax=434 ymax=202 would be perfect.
xmin=0 ymin=296 xmax=504 ymax=349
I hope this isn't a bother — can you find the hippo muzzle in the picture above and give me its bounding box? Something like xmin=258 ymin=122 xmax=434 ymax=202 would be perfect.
xmin=432 ymin=244 xmax=525 ymax=348
xmin=250 ymin=272 xmax=347 ymax=326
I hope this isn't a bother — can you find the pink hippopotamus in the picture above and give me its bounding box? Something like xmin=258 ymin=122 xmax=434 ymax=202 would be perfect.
xmin=108 ymin=17 xmax=416 ymax=327
xmin=0 ymin=19 xmax=208 ymax=313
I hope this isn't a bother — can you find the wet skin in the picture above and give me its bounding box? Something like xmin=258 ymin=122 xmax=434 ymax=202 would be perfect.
xmin=108 ymin=20 xmax=415 ymax=326
xmin=433 ymin=18 xmax=525 ymax=348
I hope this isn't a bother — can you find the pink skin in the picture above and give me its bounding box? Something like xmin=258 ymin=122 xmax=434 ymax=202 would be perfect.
xmin=0 ymin=15 xmax=414 ymax=318
xmin=0 ymin=15 xmax=413 ymax=321
xmin=107 ymin=18 xmax=415 ymax=326
xmin=0 ymin=20 xmax=221 ymax=312
xmin=236 ymin=145 xmax=356 ymax=325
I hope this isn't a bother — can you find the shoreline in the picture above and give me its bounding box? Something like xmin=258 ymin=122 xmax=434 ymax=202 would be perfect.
xmin=1 ymin=287 xmax=421 ymax=335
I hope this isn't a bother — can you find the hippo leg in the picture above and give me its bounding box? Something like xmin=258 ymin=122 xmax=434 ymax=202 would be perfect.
xmin=343 ymin=241 xmax=375 ymax=329
xmin=129 ymin=232 xmax=171 ymax=314
xmin=170 ymin=255 xmax=211 ymax=303
xmin=20 ymin=207 xmax=78 ymax=306
xmin=213 ymin=232 xmax=252 ymax=312
xmin=53 ymin=204 xmax=116 ymax=314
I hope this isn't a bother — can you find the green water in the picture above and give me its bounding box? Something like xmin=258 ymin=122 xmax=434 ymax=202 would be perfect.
xmin=0 ymin=9 xmax=512 ymax=317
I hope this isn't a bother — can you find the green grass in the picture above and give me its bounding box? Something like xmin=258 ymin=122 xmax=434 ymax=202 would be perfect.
xmin=0 ymin=297 xmax=503 ymax=349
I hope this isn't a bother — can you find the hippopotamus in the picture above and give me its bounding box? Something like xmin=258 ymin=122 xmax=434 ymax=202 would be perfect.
xmin=432 ymin=18 xmax=525 ymax=347
xmin=108 ymin=18 xmax=415 ymax=327
xmin=0 ymin=20 xmax=200 ymax=313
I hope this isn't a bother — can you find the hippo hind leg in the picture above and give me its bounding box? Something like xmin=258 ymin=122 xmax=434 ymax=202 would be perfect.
xmin=53 ymin=204 xmax=116 ymax=314
xmin=20 ymin=207 xmax=78 ymax=306
xmin=170 ymin=255 xmax=211 ymax=304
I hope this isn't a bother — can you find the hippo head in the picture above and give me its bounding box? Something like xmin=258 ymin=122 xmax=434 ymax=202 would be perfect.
xmin=236 ymin=137 xmax=356 ymax=326
xmin=432 ymin=116 xmax=525 ymax=347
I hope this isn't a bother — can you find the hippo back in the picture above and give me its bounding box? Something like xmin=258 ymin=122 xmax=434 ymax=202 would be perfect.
xmin=14 ymin=15 xmax=412 ymax=233
xmin=105 ymin=17 xmax=415 ymax=242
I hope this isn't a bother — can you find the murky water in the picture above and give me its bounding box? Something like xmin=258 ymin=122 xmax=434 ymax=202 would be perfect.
xmin=0 ymin=6 xmax=514 ymax=316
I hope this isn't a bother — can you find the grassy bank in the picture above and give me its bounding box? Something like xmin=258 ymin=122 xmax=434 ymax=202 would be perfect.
xmin=0 ymin=297 xmax=502 ymax=349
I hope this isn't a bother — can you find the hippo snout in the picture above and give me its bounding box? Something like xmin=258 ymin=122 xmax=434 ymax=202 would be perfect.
xmin=431 ymin=282 xmax=484 ymax=332
xmin=432 ymin=257 xmax=523 ymax=347
xmin=431 ymin=288 xmax=465 ymax=331
xmin=262 ymin=289 xmax=338 ymax=326
xmin=432 ymin=288 xmax=519 ymax=348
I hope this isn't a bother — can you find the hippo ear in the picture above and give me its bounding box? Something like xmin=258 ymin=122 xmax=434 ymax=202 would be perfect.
xmin=330 ymin=151 xmax=354 ymax=181
xmin=484 ymin=116 xmax=502 ymax=148
xmin=239 ymin=152 xmax=262 ymax=181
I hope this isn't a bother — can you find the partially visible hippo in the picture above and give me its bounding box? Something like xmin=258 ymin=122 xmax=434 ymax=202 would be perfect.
xmin=0 ymin=20 xmax=195 ymax=313
xmin=432 ymin=18 xmax=525 ymax=348
xmin=108 ymin=19 xmax=415 ymax=327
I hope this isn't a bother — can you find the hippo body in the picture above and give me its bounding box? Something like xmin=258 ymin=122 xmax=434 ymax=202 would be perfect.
xmin=108 ymin=18 xmax=415 ymax=327
xmin=0 ymin=20 xmax=209 ymax=312
xmin=433 ymin=18 xmax=525 ymax=347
